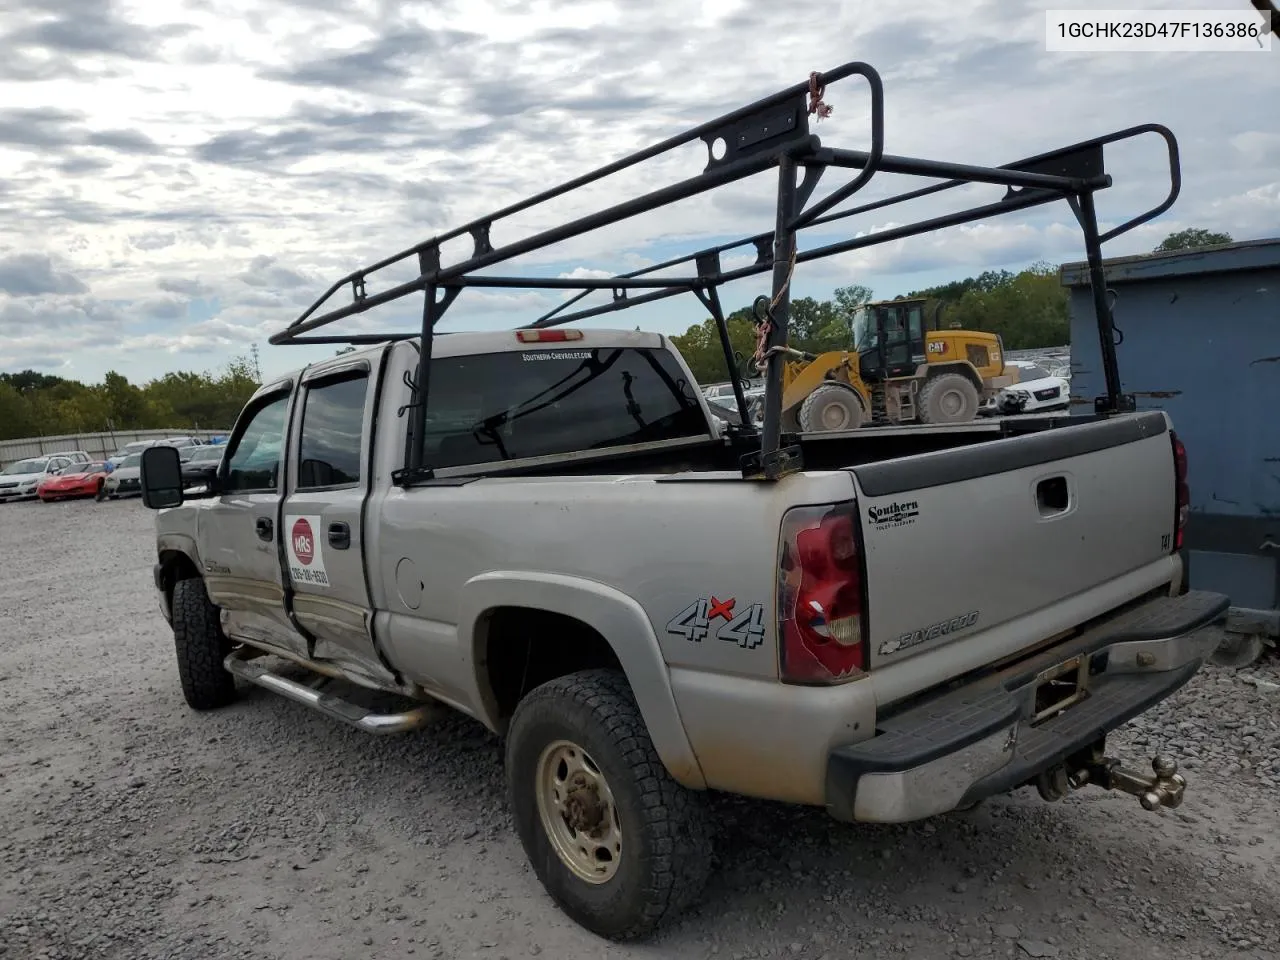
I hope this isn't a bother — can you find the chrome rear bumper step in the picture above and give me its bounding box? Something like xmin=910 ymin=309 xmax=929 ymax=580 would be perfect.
xmin=223 ymin=649 xmax=440 ymax=735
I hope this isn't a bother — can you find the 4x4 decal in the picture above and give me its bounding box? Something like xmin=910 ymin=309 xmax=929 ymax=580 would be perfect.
xmin=666 ymin=596 xmax=766 ymax=650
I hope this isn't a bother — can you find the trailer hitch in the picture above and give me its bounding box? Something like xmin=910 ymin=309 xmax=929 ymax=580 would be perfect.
xmin=1036 ymin=749 xmax=1186 ymax=811
xmin=1071 ymin=755 xmax=1185 ymax=810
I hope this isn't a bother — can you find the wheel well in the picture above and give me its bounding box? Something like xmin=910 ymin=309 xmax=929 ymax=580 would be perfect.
xmin=924 ymin=362 xmax=982 ymax=393
xmin=159 ymin=550 xmax=201 ymax=604
xmin=478 ymin=607 xmax=624 ymax=729
xmin=812 ymin=379 xmax=865 ymax=402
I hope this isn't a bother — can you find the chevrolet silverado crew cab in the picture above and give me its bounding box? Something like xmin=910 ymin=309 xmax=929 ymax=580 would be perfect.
xmin=139 ymin=327 xmax=1228 ymax=938
xmin=136 ymin=60 xmax=1226 ymax=940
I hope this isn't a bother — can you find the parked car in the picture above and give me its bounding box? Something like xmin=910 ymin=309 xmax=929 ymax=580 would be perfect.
xmin=101 ymin=453 xmax=144 ymax=499
xmin=0 ymin=454 xmax=80 ymax=502
xmin=179 ymin=444 xmax=225 ymax=488
xmin=988 ymin=360 xmax=1071 ymax=414
xmin=50 ymin=450 xmax=92 ymax=463
xmin=37 ymin=461 xmax=111 ymax=501
xmin=108 ymin=441 xmax=156 ymax=467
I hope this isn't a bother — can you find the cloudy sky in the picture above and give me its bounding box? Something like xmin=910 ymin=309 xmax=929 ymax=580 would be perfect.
xmin=0 ymin=0 xmax=1275 ymax=384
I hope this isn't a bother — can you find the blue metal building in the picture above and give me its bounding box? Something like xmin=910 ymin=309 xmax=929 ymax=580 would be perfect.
xmin=1062 ymin=237 xmax=1280 ymax=659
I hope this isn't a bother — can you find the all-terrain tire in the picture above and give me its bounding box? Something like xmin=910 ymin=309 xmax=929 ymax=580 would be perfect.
xmin=171 ymin=577 xmax=237 ymax=710
xmin=798 ymin=383 xmax=864 ymax=432
xmin=506 ymin=668 xmax=715 ymax=941
xmin=918 ymin=372 xmax=980 ymax=424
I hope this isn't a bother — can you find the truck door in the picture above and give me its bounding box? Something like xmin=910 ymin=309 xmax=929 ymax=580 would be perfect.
xmin=281 ymin=361 xmax=394 ymax=688
xmin=201 ymin=384 xmax=309 ymax=660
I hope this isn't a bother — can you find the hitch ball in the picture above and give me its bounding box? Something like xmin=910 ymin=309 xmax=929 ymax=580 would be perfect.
xmin=1140 ymin=756 xmax=1185 ymax=811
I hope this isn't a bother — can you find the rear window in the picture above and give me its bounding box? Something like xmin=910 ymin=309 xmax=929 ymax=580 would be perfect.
xmin=421 ymin=346 xmax=708 ymax=469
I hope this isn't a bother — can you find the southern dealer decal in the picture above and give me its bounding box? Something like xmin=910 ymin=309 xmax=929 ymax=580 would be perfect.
xmin=867 ymin=498 xmax=919 ymax=530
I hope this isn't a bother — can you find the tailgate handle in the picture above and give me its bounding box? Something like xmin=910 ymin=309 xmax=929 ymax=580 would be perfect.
xmin=1036 ymin=475 xmax=1071 ymax=517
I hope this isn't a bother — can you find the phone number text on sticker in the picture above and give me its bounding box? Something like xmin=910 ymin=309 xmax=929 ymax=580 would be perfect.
xmin=290 ymin=565 xmax=331 ymax=586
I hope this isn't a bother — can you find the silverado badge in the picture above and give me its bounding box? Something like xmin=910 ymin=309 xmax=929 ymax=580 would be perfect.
xmin=879 ymin=610 xmax=979 ymax=656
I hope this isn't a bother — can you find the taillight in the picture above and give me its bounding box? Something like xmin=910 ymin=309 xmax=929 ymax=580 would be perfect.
xmin=1171 ymin=431 xmax=1189 ymax=551
xmin=777 ymin=502 xmax=867 ymax=685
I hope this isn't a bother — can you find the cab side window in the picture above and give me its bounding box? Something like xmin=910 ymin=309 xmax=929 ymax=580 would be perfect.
xmin=224 ymin=393 xmax=290 ymax=493
xmin=297 ymin=373 xmax=368 ymax=489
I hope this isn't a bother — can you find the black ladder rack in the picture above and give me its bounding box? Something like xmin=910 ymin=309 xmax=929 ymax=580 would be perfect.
xmin=268 ymin=60 xmax=1181 ymax=483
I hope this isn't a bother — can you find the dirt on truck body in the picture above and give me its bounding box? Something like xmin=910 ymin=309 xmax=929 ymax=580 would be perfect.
xmin=135 ymin=61 xmax=1228 ymax=940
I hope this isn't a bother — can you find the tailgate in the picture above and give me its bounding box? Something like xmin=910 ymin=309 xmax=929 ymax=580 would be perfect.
xmin=848 ymin=412 xmax=1178 ymax=671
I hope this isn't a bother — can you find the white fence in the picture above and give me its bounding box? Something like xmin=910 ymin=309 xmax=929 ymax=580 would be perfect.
xmin=0 ymin=428 xmax=231 ymax=466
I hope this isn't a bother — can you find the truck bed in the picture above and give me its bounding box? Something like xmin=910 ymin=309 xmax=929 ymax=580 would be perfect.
xmin=426 ymin=412 xmax=1081 ymax=481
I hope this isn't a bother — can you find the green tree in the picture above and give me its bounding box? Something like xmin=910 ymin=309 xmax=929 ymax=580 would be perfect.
xmin=942 ymin=262 xmax=1069 ymax=350
xmin=668 ymin=310 xmax=758 ymax=383
xmin=0 ymin=381 xmax=38 ymax=438
xmin=1154 ymin=228 xmax=1233 ymax=252
xmin=98 ymin=371 xmax=149 ymax=429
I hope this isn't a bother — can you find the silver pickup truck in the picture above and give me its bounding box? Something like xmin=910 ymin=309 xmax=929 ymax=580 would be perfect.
xmin=136 ymin=62 xmax=1228 ymax=940
xmin=138 ymin=327 xmax=1227 ymax=936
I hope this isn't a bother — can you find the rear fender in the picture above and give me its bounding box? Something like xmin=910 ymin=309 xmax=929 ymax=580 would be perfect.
xmin=457 ymin=571 xmax=707 ymax=789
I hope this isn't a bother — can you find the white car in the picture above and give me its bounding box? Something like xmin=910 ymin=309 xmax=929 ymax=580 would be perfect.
xmin=991 ymin=360 xmax=1071 ymax=415
xmin=0 ymin=454 xmax=80 ymax=503
xmin=102 ymin=452 xmax=144 ymax=499
xmin=108 ymin=440 xmax=157 ymax=467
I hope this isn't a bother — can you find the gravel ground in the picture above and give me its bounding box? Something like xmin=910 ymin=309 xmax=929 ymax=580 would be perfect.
xmin=1 ymin=496 xmax=1278 ymax=960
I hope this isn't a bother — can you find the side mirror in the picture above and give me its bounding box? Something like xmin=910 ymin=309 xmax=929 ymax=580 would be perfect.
xmin=140 ymin=446 xmax=184 ymax=509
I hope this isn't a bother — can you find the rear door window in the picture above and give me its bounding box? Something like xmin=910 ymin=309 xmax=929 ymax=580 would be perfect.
xmin=296 ymin=374 xmax=369 ymax=489
xmin=422 ymin=346 xmax=707 ymax=469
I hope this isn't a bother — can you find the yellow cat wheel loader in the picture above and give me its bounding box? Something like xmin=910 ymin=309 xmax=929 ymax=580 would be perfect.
xmin=778 ymin=297 xmax=1015 ymax=432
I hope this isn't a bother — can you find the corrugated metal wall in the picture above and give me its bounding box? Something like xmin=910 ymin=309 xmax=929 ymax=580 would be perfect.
xmin=1063 ymin=237 xmax=1280 ymax=626
xmin=0 ymin=428 xmax=230 ymax=466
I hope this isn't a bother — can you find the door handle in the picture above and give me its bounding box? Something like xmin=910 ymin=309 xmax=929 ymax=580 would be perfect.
xmin=255 ymin=516 xmax=273 ymax=541
xmin=328 ymin=521 xmax=351 ymax=550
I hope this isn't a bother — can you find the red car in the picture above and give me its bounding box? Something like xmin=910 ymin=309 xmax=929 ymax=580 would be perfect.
xmin=37 ymin=461 xmax=110 ymax=502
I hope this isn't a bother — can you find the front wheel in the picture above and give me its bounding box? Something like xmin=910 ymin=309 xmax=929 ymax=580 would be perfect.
xmin=506 ymin=669 xmax=714 ymax=940
xmin=798 ymin=383 xmax=864 ymax=432
xmin=918 ymin=372 xmax=981 ymax=424
xmin=171 ymin=577 xmax=237 ymax=710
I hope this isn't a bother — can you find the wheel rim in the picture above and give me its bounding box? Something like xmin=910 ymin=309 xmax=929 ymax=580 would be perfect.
xmin=535 ymin=739 xmax=622 ymax=884
xmin=938 ymin=388 xmax=966 ymax=417
xmin=819 ymin=399 xmax=854 ymax=430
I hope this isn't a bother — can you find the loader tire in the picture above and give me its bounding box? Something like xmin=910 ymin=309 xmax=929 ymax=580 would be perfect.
xmin=171 ymin=577 xmax=237 ymax=711
xmin=798 ymin=383 xmax=864 ymax=432
xmin=918 ymin=372 xmax=980 ymax=424
xmin=506 ymin=669 xmax=714 ymax=941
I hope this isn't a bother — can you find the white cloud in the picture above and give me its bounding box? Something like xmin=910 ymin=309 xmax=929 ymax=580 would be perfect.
xmin=0 ymin=0 xmax=1273 ymax=382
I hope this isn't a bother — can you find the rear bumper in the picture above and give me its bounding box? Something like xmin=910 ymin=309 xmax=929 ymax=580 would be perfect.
xmin=825 ymin=589 xmax=1230 ymax=823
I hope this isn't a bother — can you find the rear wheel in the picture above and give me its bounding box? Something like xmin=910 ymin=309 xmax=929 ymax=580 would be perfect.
xmin=798 ymin=383 xmax=864 ymax=432
xmin=918 ymin=372 xmax=980 ymax=424
xmin=506 ymin=669 xmax=714 ymax=940
xmin=171 ymin=577 xmax=237 ymax=710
